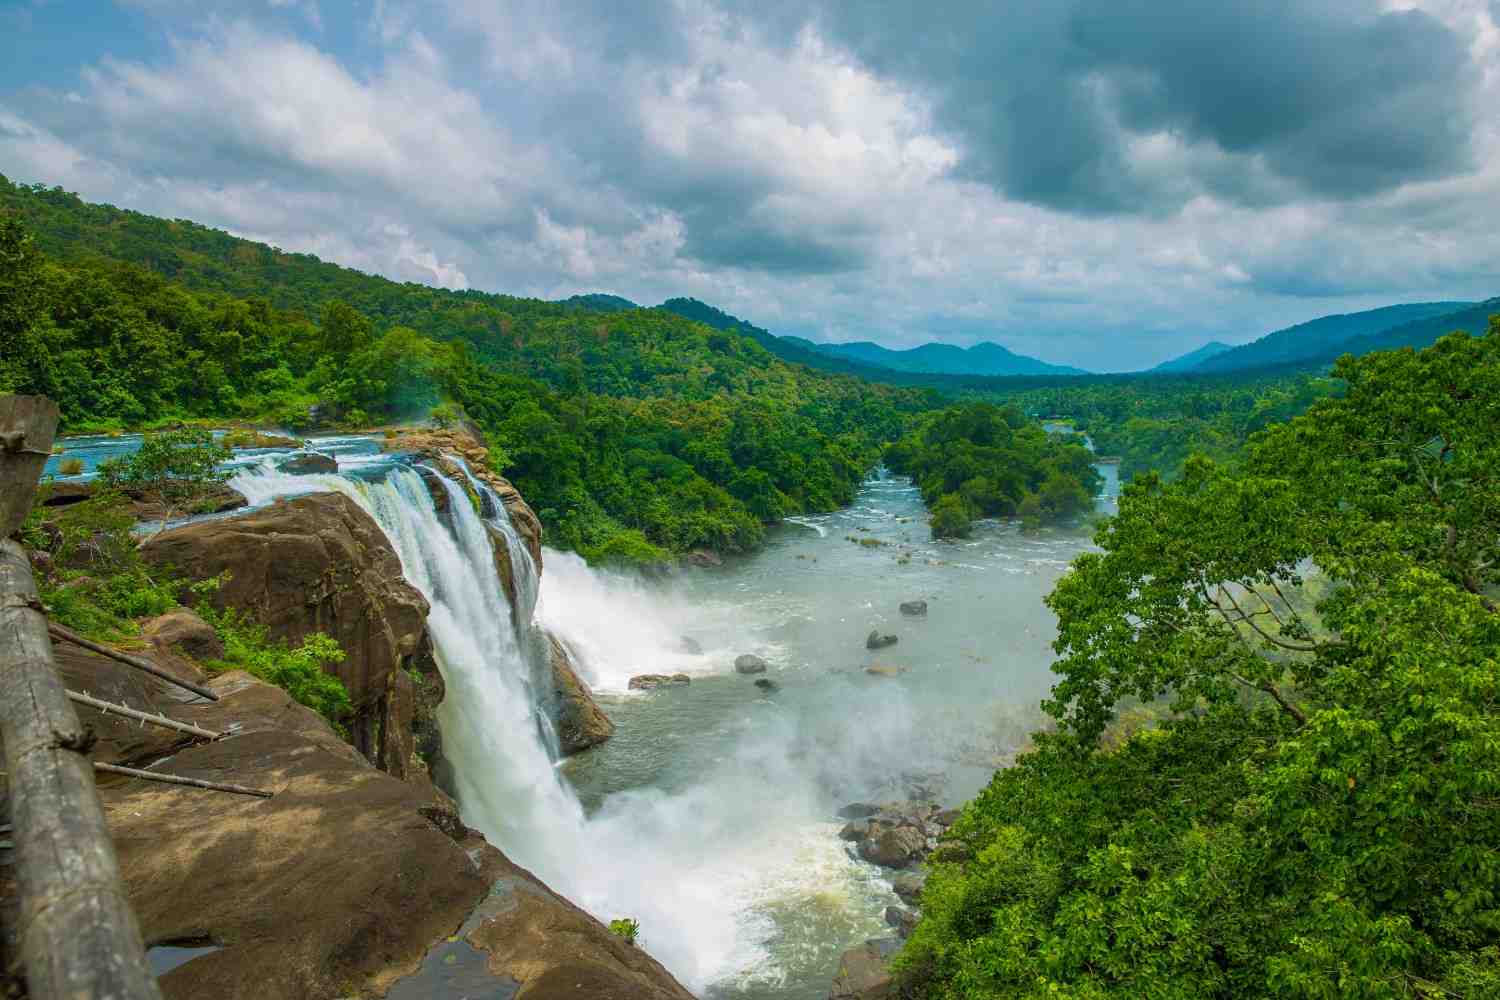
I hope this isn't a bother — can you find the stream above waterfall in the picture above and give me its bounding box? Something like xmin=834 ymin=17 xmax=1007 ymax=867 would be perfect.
xmin=45 ymin=434 xmax=1116 ymax=998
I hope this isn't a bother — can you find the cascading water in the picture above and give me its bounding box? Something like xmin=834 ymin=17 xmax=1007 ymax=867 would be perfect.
xmin=229 ymin=455 xmax=796 ymax=990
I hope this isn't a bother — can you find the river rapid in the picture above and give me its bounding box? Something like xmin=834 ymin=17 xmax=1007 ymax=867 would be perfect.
xmin=540 ymin=469 xmax=1117 ymax=997
xmin=45 ymin=435 xmax=1117 ymax=998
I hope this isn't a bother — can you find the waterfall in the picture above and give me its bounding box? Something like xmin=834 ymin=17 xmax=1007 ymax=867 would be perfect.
xmin=228 ymin=457 xmax=766 ymax=989
xmin=231 ymin=461 xmax=587 ymax=884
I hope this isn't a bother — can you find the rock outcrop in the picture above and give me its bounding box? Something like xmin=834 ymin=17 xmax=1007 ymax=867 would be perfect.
xmin=66 ymin=645 xmax=691 ymax=1000
xmin=546 ymin=632 xmax=615 ymax=755
xmin=140 ymin=492 xmax=437 ymax=780
xmin=39 ymin=479 xmax=247 ymax=523
xmin=276 ymin=451 xmax=337 ymax=475
xmin=829 ymin=939 xmax=898 ymax=1000
xmin=866 ymin=630 xmax=899 ymax=650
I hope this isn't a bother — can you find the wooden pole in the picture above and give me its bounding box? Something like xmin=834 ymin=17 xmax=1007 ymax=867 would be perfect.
xmin=0 ymin=395 xmax=59 ymax=538
xmin=1 ymin=539 xmax=165 ymax=1000
xmin=93 ymin=762 xmax=272 ymax=799
xmin=48 ymin=623 xmax=220 ymax=702
xmin=66 ymin=689 xmax=222 ymax=741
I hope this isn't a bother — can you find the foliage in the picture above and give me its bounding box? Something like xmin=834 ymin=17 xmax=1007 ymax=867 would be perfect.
xmin=898 ymin=324 xmax=1500 ymax=999
xmin=27 ymin=490 xmax=185 ymax=638
xmin=2 ymin=190 xmax=932 ymax=564
xmin=196 ymin=604 xmax=352 ymax=727
xmin=608 ymin=918 xmax=641 ymax=946
xmin=886 ymin=401 xmax=1102 ymax=538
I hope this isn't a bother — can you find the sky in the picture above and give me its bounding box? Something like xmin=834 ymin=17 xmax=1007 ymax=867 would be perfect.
xmin=1 ymin=1 xmax=1498 ymax=370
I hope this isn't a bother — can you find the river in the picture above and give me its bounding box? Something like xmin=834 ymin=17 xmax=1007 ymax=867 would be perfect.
xmin=44 ymin=435 xmax=1116 ymax=998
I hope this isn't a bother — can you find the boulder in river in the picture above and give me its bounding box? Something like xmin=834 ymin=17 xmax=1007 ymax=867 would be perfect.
xmin=684 ymin=549 xmax=723 ymax=567
xmin=899 ymin=600 xmax=928 ymax=616
xmin=859 ymin=825 xmax=928 ymax=868
xmin=754 ymin=678 xmax=780 ymax=692
xmin=839 ymin=820 xmax=870 ymax=842
xmin=734 ymin=653 xmax=769 ymax=674
xmin=547 ymin=632 xmax=614 ymax=754
xmin=278 ymin=451 xmax=338 ymax=475
xmin=891 ymin=872 xmax=927 ymax=906
xmin=678 ymin=635 xmax=704 ymax=655
xmin=884 ymin=905 xmax=920 ymax=939
xmin=838 ymin=802 xmax=882 ymax=820
xmin=629 ymin=673 xmax=692 ymax=690
xmin=865 ymin=630 xmax=898 ymax=650
xmin=829 ymin=938 xmax=899 ymax=1000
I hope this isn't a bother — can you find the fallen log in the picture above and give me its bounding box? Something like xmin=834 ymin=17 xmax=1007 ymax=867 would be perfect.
xmin=94 ymin=761 xmax=273 ymax=799
xmin=66 ymin=689 xmax=221 ymax=741
xmin=47 ymin=622 xmax=220 ymax=702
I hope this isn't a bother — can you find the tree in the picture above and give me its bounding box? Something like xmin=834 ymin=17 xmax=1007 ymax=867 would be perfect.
xmin=929 ymin=493 xmax=971 ymax=539
xmin=97 ymin=428 xmax=233 ymax=528
xmin=899 ymin=326 xmax=1500 ymax=999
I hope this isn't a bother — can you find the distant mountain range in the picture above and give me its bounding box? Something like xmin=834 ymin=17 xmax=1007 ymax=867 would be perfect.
xmin=1191 ymin=301 xmax=1474 ymax=374
xmin=1151 ymin=341 xmax=1232 ymax=372
xmin=799 ymin=339 xmax=1087 ymax=377
xmin=566 ymin=295 xmax=1088 ymax=378
xmin=561 ymin=294 xmax=1497 ymax=382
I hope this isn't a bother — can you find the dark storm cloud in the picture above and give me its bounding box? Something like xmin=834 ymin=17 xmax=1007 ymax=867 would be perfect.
xmin=747 ymin=0 xmax=1480 ymax=214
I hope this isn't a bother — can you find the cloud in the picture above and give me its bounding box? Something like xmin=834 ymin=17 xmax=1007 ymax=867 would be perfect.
xmin=762 ymin=0 xmax=1481 ymax=214
xmin=1 ymin=0 xmax=1497 ymax=370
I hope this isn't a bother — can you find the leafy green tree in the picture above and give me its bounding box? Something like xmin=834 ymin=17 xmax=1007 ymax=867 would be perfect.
xmin=98 ymin=428 xmax=232 ymax=526
xmin=898 ymin=326 xmax=1500 ymax=999
xmin=929 ymin=493 xmax=972 ymax=539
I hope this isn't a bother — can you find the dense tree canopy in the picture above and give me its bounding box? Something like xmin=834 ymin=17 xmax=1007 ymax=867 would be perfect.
xmin=0 ymin=208 xmax=929 ymax=563
xmin=899 ymin=324 xmax=1500 ymax=998
xmin=886 ymin=402 xmax=1102 ymax=536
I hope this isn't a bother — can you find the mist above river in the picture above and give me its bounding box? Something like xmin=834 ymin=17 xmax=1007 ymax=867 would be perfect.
xmin=541 ymin=472 xmax=1110 ymax=997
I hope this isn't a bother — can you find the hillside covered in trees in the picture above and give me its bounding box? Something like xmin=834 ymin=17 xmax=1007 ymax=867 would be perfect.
xmin=899 ymin=323 xmax=1500 ymax=999
xmin=0 ymin=203 xmax=935 ymax=564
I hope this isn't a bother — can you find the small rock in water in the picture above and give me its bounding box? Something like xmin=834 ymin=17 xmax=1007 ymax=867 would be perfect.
xmin=884 ymin=905 xmax=920 ymax=938
xmin=865 ymin=664 xmax=906 ymax=678
xmin=859 ymin=826 xmax=927 ymax=868
xmin=627 ymin=673 xmax=691 ymax=690
xmin=898 ymin=600 xmax=928 ymax=616
xmin=278 ymin=451 xmax=338 ymax=475
xmin=684 ymin=549 xmax=723 ymax=567
xmin=891 ymin=872 xmax=927 ymax=905
xmin=830 ymin=939 xmax=899 ymax=1000
xmin=753 ymin=678 xmax=779 ymax=692
xmin=865 ymin=630 xmax=898 ymax=650
xmin=838 ymin=820 xmax=870 ymax=842
xmin=678 ymin=636 xmax=704 ymax=655
xmin=734 ymin=653 xmax=768 ymax=674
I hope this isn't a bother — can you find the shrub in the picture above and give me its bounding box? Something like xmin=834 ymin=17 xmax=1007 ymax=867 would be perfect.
xmin=196 ymin=605 xmax=352 ymax=728
xmin=929 ymin=493 xmax=972 ymax=539
xmin=56 ymin=457 xmax=84 ymax=476
xmin=608 ymin=918 xmax=640 ymax=946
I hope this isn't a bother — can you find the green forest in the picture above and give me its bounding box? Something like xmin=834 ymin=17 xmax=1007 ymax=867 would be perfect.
xmin=0 ymin=200 xmax=933 ymax=563
xmin=898 ymin=325 xmax=1500 ymax=998
xmin=885 ymin=402 xmax=1102 ymax=536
